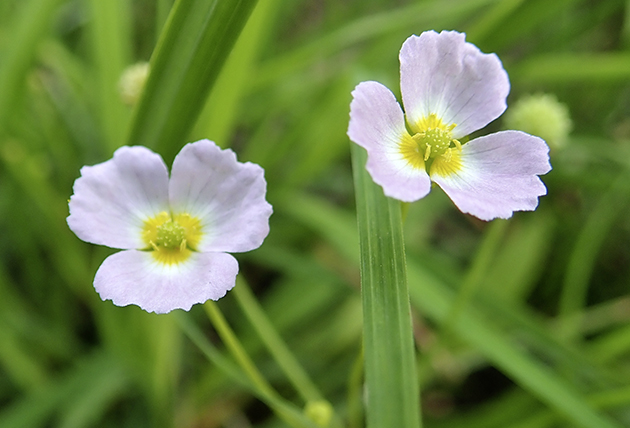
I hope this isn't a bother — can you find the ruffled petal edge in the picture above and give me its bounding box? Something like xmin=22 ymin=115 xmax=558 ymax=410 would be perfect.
xmin=94 ymin=249 xmax=238 ymax=313
xmin=431 ymin=130 xmax=551 ymax=220
xmin=348 ymin=81 xmax=432 ymax=202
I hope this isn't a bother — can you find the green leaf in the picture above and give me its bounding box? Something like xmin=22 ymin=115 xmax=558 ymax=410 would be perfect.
xmin=190 ymin=0 xmax=278 ymax=145
xmin=351 ymin=144 xmax=421 ymax=428
xmin=88 ymin=0 xmax=132 ymax=152
xmin=252 ymin=0 xmax=502 ymax=90
xmin=281 ymin=191 xmax=622 ymax=428
xmin=406 ymin=264 xmax=622 ymax=428
xmin=559 ymin=168 xmax=630 ymax=342
xmin=0 ymin=0 xmax=64 ymax=133
xmin=513 ymin=53 xmax=630 ymax=83
xmin=126 ymin=0 xmax=259 ymax=162
xmin=0 ymin=353 xmax=127 ymax=428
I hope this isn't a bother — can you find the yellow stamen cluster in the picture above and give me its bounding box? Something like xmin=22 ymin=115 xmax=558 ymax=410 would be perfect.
xmin=400 ymin=113 xmax=463 ymax=177
xmin=155 ymin=220 xmax=187 ymax=250
xmin=141 ymin=211 xmax=203 ymax=265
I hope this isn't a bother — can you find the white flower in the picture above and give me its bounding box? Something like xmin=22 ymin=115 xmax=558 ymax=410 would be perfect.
xmin=67 ymin=140 xmax=272 ymax=313
xmin=348 ymin=30 xmax=551 ymax=220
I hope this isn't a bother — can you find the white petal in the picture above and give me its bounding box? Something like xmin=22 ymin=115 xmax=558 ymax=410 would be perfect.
xmin=431 ymin=131 xmax=551 ymax=221
xmin=67 ymin=146 xmax=170 ymax=249
xmin=94 ymin=250 xmax=239 ymax=314
xmin=168 ymin=140 xmax=272 ymax=253
xmin=348 ymin=81 xmax=431 ymax=202
xmin=400 ymin=31 xmax=509 ymax=138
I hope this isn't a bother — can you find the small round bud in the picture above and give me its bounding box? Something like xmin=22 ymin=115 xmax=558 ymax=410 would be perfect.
xmin=118 ymin=62 xmax=150 ymax=106
xmin=304 ymin=400 xmax=333 ymax=427
xmin=504 ymin=93 xmax=572 ymax=150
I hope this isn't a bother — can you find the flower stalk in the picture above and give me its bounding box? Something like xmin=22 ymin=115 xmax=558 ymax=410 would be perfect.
xmin=232 ymin=277 xmax=323 ymax=402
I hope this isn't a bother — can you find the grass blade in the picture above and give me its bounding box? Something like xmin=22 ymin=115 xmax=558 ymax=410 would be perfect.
xmin=280 ymin=191 xmax=622 ymax=428
xmin=126 ymin=0 xmax=258 ymax=162
xmin=351 ymin=144 xmax=421 ymax=428
xmin=0 ymin=0 xmax=63 ymax=132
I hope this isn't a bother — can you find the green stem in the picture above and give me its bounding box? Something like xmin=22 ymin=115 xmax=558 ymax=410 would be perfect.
xmin=233 ymin=277 xmax=323 ymax=402
xmin=204 ymin=300 xmax=276 ymax=399
xmin=176 ymin=312 xmax=321 ymax=428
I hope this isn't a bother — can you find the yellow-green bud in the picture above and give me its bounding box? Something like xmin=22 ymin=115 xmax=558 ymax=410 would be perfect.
xmin=304 ymin=400 xmax=333 ymax=427
xmin=504 ymin=93 xmax=572 ymax=150
xmin=118 ymin=62 xmax=150 ymax=106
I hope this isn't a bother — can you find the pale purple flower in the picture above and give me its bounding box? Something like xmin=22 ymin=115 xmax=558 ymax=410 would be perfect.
xmin=67 ymin=139 xmax=272 ymax=314
xmin=348 ymin=30 xmax=551 ymax=220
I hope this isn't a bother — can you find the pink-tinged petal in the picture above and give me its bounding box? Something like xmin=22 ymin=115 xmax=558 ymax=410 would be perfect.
xmin=431 ymin=131 xmax=551 ymax=221
xmin=169 ymin=140 xmax=272 ymax=253
xmin=94 ymin=250 xmax=238 ymax=314
xmin=400 ymin=31 xmax=509 ymax=138
xmin=67 ymin=146 xmax=169 ymax=249
xmin=348 ymin=81 xmax=431 ymax=202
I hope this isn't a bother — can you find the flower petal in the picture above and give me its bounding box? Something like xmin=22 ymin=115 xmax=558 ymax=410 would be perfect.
xmin=94 ymin=249 xmax=238 ymax=314
xmin=430 ymin=131 xmax=551 ymax=220
xmin=348 ymin=81 xmax=431 ymax=202
xmin=400 ymin=30 xmax=509 ymax=138
xmin=67 ymin=146 xmax=170 ymax=249
xmin=168 ymin=140 xmax=272 ymax=253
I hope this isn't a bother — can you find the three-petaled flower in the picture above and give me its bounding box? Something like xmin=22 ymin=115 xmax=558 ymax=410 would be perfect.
xmin=67 ymin=139 xmax=272 ymax=314
xmin=348 ymin=30 xmax=551 ymax=220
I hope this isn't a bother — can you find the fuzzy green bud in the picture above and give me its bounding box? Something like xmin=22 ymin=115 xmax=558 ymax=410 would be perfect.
xmin=304 ymin=400 xmax=333 ymax=427
xmin=504 ymin=93 xmax=572 ymax=150
xmin=118 ymin=62 xmax=150 ymax=106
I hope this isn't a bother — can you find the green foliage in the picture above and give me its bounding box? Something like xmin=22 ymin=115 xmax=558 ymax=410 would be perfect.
xmin=352 ymin=144 xmax=421 ymax=428
xmin=1 ymin=0 xmax=630 ymax=427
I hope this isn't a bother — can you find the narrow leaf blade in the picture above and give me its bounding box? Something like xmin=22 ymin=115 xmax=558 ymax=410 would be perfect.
xmin=351 ymin=144 xmax=421 ymax=428
xmin=126 ymin=0 xmax=258 ymax=161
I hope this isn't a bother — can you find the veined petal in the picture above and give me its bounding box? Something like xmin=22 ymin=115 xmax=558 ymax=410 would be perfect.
xmin=94 ymin=249 xmax=239 ymax=314
xmin=348 ymin=81 xmax=431 ymax=202
xmin=400 ymin=31 xmax=509 ymax=138
xmin=430 ymin=131 xmax=551 ymax=221
xmin=68 ymin=146 xmax=170 ymax=249
xmin=169 ymin=140 xmax=272 ymax=253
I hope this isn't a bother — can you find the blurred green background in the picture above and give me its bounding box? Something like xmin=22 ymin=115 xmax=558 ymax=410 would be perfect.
xmin=1 ymin=0 xmax=630 ymax=427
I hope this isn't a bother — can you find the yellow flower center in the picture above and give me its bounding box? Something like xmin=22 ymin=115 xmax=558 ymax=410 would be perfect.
xmin=156 ymin=220 xmax=186 ymax=249
xmin=141 ymin=211 xmax=203 ymax=265
xmin=399 ymin=113 xmax=463 ymax=177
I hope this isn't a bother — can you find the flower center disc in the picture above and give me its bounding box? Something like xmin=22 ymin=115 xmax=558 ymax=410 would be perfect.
xmin=399 ymin=113 xmax=463 ymax=177
xmin=142 ymin=212 xmax=203 ymax=265
xmin=414 ymin=127 xmax=453 ymax=159
xmin=156 ymin=220 xmax=186 ymax=249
